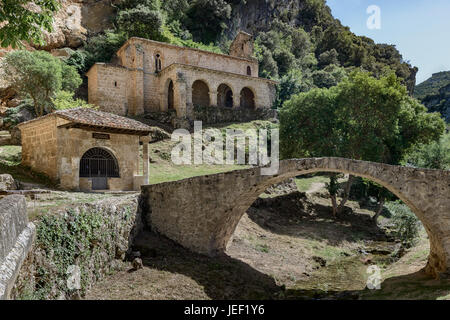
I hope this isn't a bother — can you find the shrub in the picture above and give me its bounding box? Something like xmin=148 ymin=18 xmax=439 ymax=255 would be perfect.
xmin=385 ymin=201 xmax=421 ymax=248
xmin=2 ymin=50 xmax=82 ymax=116
xmin=52 ymin=91 xmax=96 ymax=110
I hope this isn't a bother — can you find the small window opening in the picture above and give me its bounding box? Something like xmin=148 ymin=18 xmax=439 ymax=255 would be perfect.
xmin=155 ymin=54 xmax=162 ymax=72
xmin=247 ymin=66 xmax=251 ymax=76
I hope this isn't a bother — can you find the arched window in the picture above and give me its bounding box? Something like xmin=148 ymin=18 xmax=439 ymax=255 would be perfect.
xmin=79 ymin=148 xmax=119 ymax=178
xmin=247 ymin=66 xmax=251 ymax=76
xmin=155 ymin=54 xmax=162 ymax=72
xmin=168 ymin=80 xmax=174 ymax=110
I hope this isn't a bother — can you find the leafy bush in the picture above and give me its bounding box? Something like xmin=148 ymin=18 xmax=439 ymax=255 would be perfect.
xmin=404 ymin=132 xmax=450 ymax=170
xmin=117 ymin=0 xmax=167 ymax=41
xmin=2 ymin=100 xmax=36 ymax=128
xmin=52 ymin=91 xmax=96 ymax=111
xmin=20 ymin=203 xmax=137 ymax=300
xmin=2 ymin=50 xmax=82 ymax=116
xmin=183 ymin=0 xmax=232 ymax=43
xmin=385 ymin=201 xmax=421 ymax=248
xmin=72 ymin=31 xmax=128 ymax=74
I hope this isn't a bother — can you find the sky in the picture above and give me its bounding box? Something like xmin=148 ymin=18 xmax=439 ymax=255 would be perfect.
xmin=326 ymin=0 xmax=450 ymax=84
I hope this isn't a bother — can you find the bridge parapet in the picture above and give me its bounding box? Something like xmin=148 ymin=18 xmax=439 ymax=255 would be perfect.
xmin=141 ymin=158 xmax=450 ymax=279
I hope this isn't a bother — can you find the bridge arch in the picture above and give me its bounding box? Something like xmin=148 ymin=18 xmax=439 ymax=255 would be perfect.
xmin=142 ymin=158 xmax=450 ymax=279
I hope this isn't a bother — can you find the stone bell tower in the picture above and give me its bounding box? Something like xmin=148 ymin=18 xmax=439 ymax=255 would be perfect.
xmin=229 ymin=31 xmax=254 ymax=59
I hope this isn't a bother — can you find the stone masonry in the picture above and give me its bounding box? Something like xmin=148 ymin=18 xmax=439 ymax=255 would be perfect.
xmin=18 ymin=108 xmax=152 ymax=191
xmin=86 ymin=32 xmax=277 ymax=127
xmin=141 ymin=158 xmax=450 ymax=279
xmin=0 ymin=195 xmax=35 ymax=300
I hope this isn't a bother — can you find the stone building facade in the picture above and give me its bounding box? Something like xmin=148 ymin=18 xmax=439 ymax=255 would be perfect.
xmin=18 ymin=108 xmax=152 ymax=191
xmin=86 ymin=32 xmax=277 ymax=126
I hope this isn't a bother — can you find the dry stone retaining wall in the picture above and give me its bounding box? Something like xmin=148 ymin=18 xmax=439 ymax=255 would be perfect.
xmin=0 ymin=195 xmax=35 ymax=300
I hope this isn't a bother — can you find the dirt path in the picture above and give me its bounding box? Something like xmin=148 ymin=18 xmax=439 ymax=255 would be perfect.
xmin=306 ymin=182 xmax=325 ymax=194
xmin=85 ymin=193 xmax=426 ymax=300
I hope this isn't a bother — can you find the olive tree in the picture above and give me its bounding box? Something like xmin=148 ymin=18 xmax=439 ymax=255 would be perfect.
xmin=2 ymin=50 xmax=82 ymax=116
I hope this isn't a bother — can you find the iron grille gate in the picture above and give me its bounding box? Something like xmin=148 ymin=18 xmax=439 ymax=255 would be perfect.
xmin=79 ymin=148 xmax=119 ymax=190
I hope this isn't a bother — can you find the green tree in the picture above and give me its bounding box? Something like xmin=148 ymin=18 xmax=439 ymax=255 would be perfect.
xmin=183 ymin=0 xmax=231 ymax=43
xmin=0 ymin=0 xmax=60 ymax=48
xmin=52 ymin=91 xmax=95 ymax=110
xmin=116 ymin=0 xmax=166 ymax=41
xmin=404 ymin=132 xmax=450 ymax=170
xmin=2 ymin=50 xmax=82 ymax=116
xmin=280 ymin=71 xmax=445 ymax=216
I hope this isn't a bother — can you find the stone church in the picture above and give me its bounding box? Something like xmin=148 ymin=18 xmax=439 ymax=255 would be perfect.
xmin=86 ymin=32 xmax=277 ymax=126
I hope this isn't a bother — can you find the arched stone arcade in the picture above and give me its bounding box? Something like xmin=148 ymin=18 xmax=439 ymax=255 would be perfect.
xmin=192 ymin=80 xmax=210 ymax=107
xmin=217 ymin=84 xmax=234 ymax=108
xmin=240 ymin=87 xmax=256 ymax=109
xmin=142 ymin=158 xmax=450 ymax=279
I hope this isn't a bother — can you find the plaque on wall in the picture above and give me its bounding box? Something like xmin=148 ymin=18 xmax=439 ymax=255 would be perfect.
xmin=92 ymin=133 xmax=110 ymax=140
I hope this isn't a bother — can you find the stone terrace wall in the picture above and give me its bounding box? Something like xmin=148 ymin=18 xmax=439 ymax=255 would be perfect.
xmin=11 ymin=195 xmax=142 ymax=300
xmin=192 ymin=105 xmax=278 ymax=125
xmin=0 ymin=195 xmax=35 ymax=300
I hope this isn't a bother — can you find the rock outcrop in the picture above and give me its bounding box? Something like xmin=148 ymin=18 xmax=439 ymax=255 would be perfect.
xmin=36 ymin=0 xmax=116 ymax=50
xmin=0 ymin=174 xmax=18 ymax=192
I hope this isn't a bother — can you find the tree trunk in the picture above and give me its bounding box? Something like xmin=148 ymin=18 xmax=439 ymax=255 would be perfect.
xmin=372 ymin=197 xmax=385 ymax=223
xmin=331 ymin=194 xmax=338 ymax=218
xmin=337 ymin=175 xmax=355 ymax=214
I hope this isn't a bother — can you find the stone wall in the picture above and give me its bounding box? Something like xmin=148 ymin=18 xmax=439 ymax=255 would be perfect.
xmin=0 ymin=196 xmax=35 ymax=300
xmin=158 ymin=63 xmax=277 ymax=119
xmin=86 ymin=64 xmax=128 ymax=116
xmin=141 ymin=158 xmax=450 ymax=279
xmin=118 ymin=38 xmax=259 ymax=79
xmin=87 ymin=37 xmax=276 ymax=120
xmin=11 ymin=195 xmax=142 ymax=300
xmin=19 ymin=115 xmax=142 ymax=191
xmin=192 ymin=105 xmax=278 ymax=125
xmin=57 ymin=127 xmax=140 ymax=191
xmin=20 ymin=115 xmax=59 ymax=180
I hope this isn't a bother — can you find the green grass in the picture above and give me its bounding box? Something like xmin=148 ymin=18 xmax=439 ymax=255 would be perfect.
xmin=295 ymin=175 xmax=330 ymax=192
xmin=0 ymin=145 xmax=21 ymax=165
xmin=0 ymin=145 xmax=56 ymax=187
xmin=149 ymin=162 xmax=248 ymax=184
xmin=146 ymin=121 xmax=276 ymax=184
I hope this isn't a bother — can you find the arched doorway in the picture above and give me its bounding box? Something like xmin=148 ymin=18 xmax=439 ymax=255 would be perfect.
xmin=240 ymin=87 xmax=255 ymax=109
xmin=168 ymin=80 xmax=174 ymax=110
xmin=79 ymin=148 xmax=119 ymax=190
xmin=192 ymin=80 xmax=210 ymax=107
xmin=217 ymin=84 xmax=233 ymax=108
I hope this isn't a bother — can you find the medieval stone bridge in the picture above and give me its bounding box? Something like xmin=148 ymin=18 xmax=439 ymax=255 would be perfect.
xmin=141 ymin=158 xmax=450 ymax=279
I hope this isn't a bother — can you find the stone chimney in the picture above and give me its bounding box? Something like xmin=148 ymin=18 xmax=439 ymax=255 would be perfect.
xmin=229 ymin=31 xmax=254 ymax=59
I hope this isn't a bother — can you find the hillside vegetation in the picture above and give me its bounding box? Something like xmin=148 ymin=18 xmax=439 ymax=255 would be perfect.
xmin=415 ymin=71 xmax=450 ymax=122
xmin=415 ymin=71 xmax=450 ymax=99
xmin=60 ymin=0 xmax=418 ymax=107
